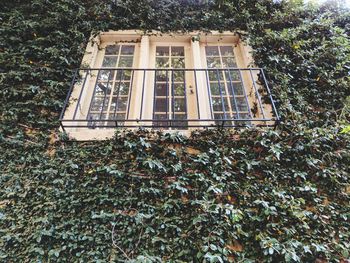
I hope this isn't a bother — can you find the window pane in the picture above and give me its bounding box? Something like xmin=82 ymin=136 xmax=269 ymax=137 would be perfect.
xmin=225 ymin=69 xmax=240 ymax=81
xmin=222 ymin=57 xmax=237 ymax=68
xmin=208 ymin=70 xmax=224 ymax=81
xmin=96 ymin=82 xmax=112 ymax=96
xmin=212 ymin=97 xmax=229 ymax=111
xmin=105 ymin=45 xmax=119 ymax=55
xmin=156 ymin=83 xmax=167 ymax=96
xmin=116 ymin=69 xmax=132 ymax=81
xmin=110 ymin=97 xmax=128 ymax=112
xmin=210 ymin=83 xmax=226 ymax=95
xmin=98 ymin=70 xmax=115 ymax=81
xmin=156 ymin=57 xmax=170 ymax=68
xmin=102 ymin=57 xmax=118 ymax=67
xmin=91 ymin=97 xmax=108 ymax=111
xmin=171 ymin=46 xmax=184 ymax=56
xmin=206 ymin=57 xmax=221 ymax=68
xmin=117 ymin=97 xmax=128 ymax=111
xmin=120 ymin=45 xmax=135 ymax=55
xmin=118 ymin=56 xmax=133 ymax=67
xmin=173 ymin=98 xmax=186 ymax=112
xmin=156 ymin=46 xmax=169 ymax=56
xmin=173 ymin=83 xmax=185 ymax=96
xmin=205 ymin=46 xmax=219 ymax=56
xmin=114 ymin=82 xmax=130 ymax=96
xmin=173 ymin=70 xmax=185 ymax=82
xmin=171 ymin=58 xmax=185 ymax=68
xmin=156 ymin=70 xmax=168 ymax=81
xmin=234 ymin=97 xmax=249 ymax=111
xmin=220 ymin=46 xmax=234 ymax=56
xmin=227 ymin=82 xmax=244 ymax=95
xmin=155 ymin=98 xmax=167 ymax=112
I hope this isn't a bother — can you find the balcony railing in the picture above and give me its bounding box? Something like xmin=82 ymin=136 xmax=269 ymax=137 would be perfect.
xmin=59 ymin=68 xmax=279 ymax=130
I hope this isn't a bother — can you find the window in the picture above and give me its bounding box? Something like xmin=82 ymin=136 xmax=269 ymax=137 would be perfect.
xmin=60 ymin=30 xmax=279 ymax=140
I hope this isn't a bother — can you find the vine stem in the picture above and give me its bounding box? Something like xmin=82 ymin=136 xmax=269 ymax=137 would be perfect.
xmin=111 ymin=223 xmax=132 ymax=260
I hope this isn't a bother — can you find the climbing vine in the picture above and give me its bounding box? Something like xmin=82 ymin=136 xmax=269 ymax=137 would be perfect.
xmin=0 ymin=0 xmax=349 ymax=262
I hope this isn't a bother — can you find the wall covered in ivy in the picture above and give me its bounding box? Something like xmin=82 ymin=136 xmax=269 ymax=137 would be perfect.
xmin=0 ymin=0 xmax=349 ymax=262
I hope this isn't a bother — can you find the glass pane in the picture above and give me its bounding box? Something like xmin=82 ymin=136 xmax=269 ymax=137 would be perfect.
xmin=225 ymin=69 xmax=240 ymax=81
xmin=91 ymin=97 xmax=108 ymax=111
xmin=222 ymin=57 xmax=237 ymax=68
xmin=98 ymin=70 xmax=115 ymax=81
xmin=206 ymin=57 xmax=221 ymax=68
xmin=173 ymin=70 xmax=185 ymax=82
xmin=171 ymin=46 xmax=184 ymax=56
xmin=156 ymin=46 xmax=169 ymax=56
xmin=220 ymin=46 xmax=234 ymax=56
xmin=116 ymin=69 xmax=132 ymax=81
xmin=171 ymin=58 xmax=185 ymax=68
xmin=205 ymin=46 xmax=219 ymax=56
xmin=110 ymin=97 xmax=128 ymax=112
xmin=105 ymin=45 xmax=119 ymax=55
xmin=102 ymin=57 xmax=118 ymax=67
xmin=117 ymin=97 xmax=128 ymax=111
xmin=212 ymin=97 xmax=229 ymax=112
xmin=173 ymin=83 xmax=185 ymax=96
xmin=208 ymin=70 xmax=224 ymax=81
xmin=156 ymin=83 xmax=167 ymax=96
xmin=173 ymin=98 xmax=186 ymax=112
xmin=156 ymin=70 xmax=168 ymax=81
xmin=96 ymin=82 xmax=112 ymax=96
xmin=156 ymin=57 xmax=170 ymax=68
xmin=114 ymin=82 xmax=130 ymax=95
xmin=227 ymin=82 xmax=244 ymax=95
xmin=118 ymin=56 xmax=133 ymax=67
xmin=235 ymin=97 xmax=249 ymax=111
xmin=210 ymin=83 xmax=226 ymax=95
xmin=120 ymin=45 xmax=135 ymax=55
xmin=155 ymin=98 xmax=167 ymax=112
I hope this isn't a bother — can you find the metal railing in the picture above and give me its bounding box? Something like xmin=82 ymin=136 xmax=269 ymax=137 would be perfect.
xmin=59 ymin=68 xmax=279 ymax=130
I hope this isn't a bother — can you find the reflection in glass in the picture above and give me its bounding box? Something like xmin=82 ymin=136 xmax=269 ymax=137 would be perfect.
xmin=155 ymin=98 xmax=167 ymax=112
xmin=205 ymin=46 xmax=219 ymax=56
xmin=120 ymin=45 xmax=135 ymax=55
xmin=173 ymin=84 xmax=185 ymax=96
xmin=113 ymin=82 xmax=130 ymax=95
xmin=96 ymin=82 xmax=112 ymax=96
xmin=206 ymin=57 xmax=221 ymax=68
xmin=99 ymin=70 xmax=115 ymax=81
xmin=156 ymin=46 xmax=169 ymax=56
xmin=156 ymin=83 xmax=167 ymax=96
xmin=171 ymin=58 xmax=185 ymax=68
xmin=91 ymin=97 xmax=108 ymax=111
xmin=102 ymin=57 xmax=118 ymax=67
xmin=171 ymin=46 xmax=184 ymax=56
xmin=156 ymin=57 xmax=169 ymax=68
xmin=105 ymin=45 xmax=119 ymax=55
xmin=118 ymin=56 xmax=133 ymax=67
xmin=222 ymin=57 xmax=236 ymax=68
xmin=173 ymin=98 xmax=186 ymax=112
xmin=220 ymin=46 xmax=234 ymax=56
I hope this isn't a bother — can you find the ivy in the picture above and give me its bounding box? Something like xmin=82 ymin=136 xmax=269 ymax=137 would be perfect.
xmin=0 ymin=0 xmax=350 ymax=262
